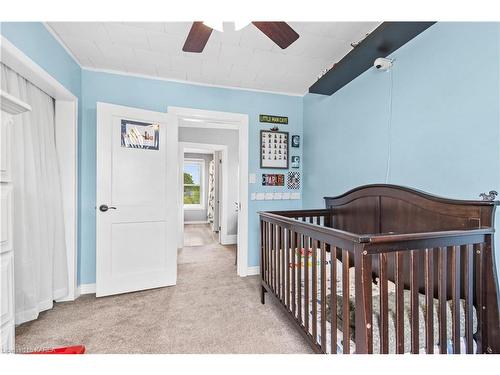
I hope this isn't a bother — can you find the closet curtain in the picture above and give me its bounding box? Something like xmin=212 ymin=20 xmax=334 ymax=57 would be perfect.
xmin=1 ymin=63 xmax=68 ymax=324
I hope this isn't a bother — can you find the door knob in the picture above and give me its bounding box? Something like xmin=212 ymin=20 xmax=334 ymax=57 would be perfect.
xmin=99 ymin=204 xmax=116 ymax=212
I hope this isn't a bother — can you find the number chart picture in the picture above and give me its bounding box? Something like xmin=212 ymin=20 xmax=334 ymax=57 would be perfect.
xmin=121 ymin=119 xmax=160 ymax=150
xmin=260 ymin=130 xmax=289 ymax=169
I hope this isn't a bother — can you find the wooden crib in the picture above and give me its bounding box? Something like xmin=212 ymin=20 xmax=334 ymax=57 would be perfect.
xmin=259 ymin=184 xmax=500 ymax=354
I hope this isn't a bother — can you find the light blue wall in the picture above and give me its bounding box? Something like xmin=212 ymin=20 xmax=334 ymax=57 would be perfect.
xmin=303 ymin=22 xmax=500 ymax=276
xmin=5 ymin=21 xmax=499 ymax=286
xmin=0 ymin=22 xmax=81 ymax=97
xmin=80 ymin=70 xmax=303 ymax=284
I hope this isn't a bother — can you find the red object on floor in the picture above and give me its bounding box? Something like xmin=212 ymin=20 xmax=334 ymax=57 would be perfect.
xmin=28 ymin=345 xmax=86 ymax=354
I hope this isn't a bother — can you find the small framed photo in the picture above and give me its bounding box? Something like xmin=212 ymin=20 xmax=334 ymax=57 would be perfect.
xmin=262 ymin=174 xmax=285 ymax=186
xmin=291 ymin=156 xmax=300 ymax=168
xmin=260 ymin=130 xmax=289 ymax=169
xmin=291 ymin=135 xmax=300 ymax=148
xmin=121 ymin=119 xmax=159 ymax=150
xmin=287 ymin=172 xmax=300 ymax=189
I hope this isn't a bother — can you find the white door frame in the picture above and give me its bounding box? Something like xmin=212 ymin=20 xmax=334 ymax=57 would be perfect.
xmin=179 ymin=142 xmax=228 ymax=246
xmin=168 ymin=106 xmax=249 ymax=277
xmin=0 ymin=36 xmax=79 ymax=300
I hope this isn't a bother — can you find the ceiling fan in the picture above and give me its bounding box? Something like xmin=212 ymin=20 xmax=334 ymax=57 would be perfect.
xmin=182 ymin=22 xmax=299 ymax=53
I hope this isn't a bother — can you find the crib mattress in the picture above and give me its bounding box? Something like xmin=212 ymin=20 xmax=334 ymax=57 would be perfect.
xmin=270 ymin=247 xmax=477 ymax=353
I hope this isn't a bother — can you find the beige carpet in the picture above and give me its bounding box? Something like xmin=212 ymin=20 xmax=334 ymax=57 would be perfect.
xmin=15 ymin=224 xmax=313 ymax=354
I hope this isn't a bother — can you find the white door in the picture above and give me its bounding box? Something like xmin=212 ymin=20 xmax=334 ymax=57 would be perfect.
xmin=96 ymin=103 xmax=178 ymax=297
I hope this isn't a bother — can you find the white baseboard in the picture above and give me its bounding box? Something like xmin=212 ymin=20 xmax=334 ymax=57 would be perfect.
xmin=184 ymin=220 xmax=209 ymax=224
xmin=220 ymin=234 xmax=237 ymax=245
xmin=56 ymin=288 xmax=80 ymax=302
xmin=246 ymin=266 xmax=260 ymax=276
xmin=78 ymin=283 xmax=96 ymax=295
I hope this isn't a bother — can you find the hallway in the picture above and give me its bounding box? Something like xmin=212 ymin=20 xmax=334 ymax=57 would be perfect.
xmin=15 ymin=224 xmax=312 ymax=353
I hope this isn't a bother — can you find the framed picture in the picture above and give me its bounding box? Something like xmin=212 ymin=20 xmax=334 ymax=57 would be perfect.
xmin=291 ymin=135 xmax=300 ymax=148
xmin=262 ymin=174 xmax=285 ymax=186
xmin=287 ymin=172 xmax=300 ymax=189
xmin=291 ymin=156 xmax=300 ymax=168
xmin=260 ymin=130 xmax=289 ymax=169
xmin=121 ymin=119 xmax=159 ymax=150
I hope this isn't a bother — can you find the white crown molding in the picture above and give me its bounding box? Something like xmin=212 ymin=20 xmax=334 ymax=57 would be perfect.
xmin=0 ymin=90 xmax=32 ymax=114
xmin=42 ymin=23 xmax=82 ymax=68
xmin=82 ymin=66 xmax=305 ymax=97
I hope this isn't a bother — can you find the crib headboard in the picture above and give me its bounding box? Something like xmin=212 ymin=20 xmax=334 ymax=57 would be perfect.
xmin=324 ymin=184 xmax=494 ymax=235
xmin=324 ymin=184 xmax=500 ymax=353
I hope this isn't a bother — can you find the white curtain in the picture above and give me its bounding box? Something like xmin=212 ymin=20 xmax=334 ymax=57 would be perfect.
xmin=207 ymin=160 xmax=215 ymax=222
xmin=1 ymin=63 xmax=68 ymax=324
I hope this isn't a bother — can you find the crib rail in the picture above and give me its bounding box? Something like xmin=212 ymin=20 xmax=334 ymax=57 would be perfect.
xmin=259 ymin=210 xmax=496 ymax=354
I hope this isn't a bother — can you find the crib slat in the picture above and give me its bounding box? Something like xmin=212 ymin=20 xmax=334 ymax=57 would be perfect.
xmin=260 ymin=219 xmax=266 ymax=281
xmin=425 ymin=248 xmax=435 ymax=354
xmin=475 ymin=243 xmax=484 ymax=353
xmin=281 ymin=226 xmax=286 ymax=302
xmin=263 ymin=221 xmax=267 ymax=284
xmin=275 ymin=225 xmax=282 ymax=299
xmin=304 ymin=235 xmax=310 ymax=332
xmin=312 ymin=239 xmax=318 ymax=342
xmin=438 ymin=246 xmax=447 ymax=354
xmin=267 ymin=222 xmax=271 ymax=285
xmin=354 ymin=245 xmax=373 ymax=354
xmin=276 ymin=225 xmax=280 ymax=296
xmin=410 ymin=250 xmax=419 ymax=354
xmin=320 ymin=241 xmax=327 ymax=352
xmin=451 ymin=246 xmax=461 ymax=354
xmin=331 ymin=246 xmax=338 ymax=354
xmin=464 ymin=244 xmax=473 ymax=354
xmin=291 ymin=230 xmax=296 ymax=318
xmin=395 ymin=251 xmax=404 ymax=354
xmin=297 ymin=234 xmax=303 ymax=324
xmin=378 ymin=253 xmax=389 ymax=354
xmin=270 ymin=224 xmax=274 ymax=291
xmin=286 ymin=229 xmax=290 ymax=309
xmin=271 ymin=224 xmax=274 ymax=291
xmin=342 ymin=249 xmax=350 ymax=354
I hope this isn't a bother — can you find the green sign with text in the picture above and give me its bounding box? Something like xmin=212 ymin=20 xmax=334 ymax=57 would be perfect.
xmin=259 ymin=114 xmax=288 ymax=124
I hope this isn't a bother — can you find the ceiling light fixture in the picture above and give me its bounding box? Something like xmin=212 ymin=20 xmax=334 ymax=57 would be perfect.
xmin=233 ymin=21 xmax=250 ymax=31
xmin=202 ymin=21 xmax=224 ymax=32
xmin=202 ymin=21 xmax=250 ymax=32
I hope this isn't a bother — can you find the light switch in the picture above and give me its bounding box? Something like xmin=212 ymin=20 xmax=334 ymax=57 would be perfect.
xmin=249 ymin=173 xmax=256 ymax=184
xmin=251 ymin=193 xmax=256 ymax=200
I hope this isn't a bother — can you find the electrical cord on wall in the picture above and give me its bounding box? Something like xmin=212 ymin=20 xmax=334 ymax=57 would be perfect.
xmin=384 ymin=67 xmax=394 ymax=184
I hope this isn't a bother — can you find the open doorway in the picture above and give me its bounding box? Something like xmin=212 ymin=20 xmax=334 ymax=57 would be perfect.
xmin=169 ymin=107 xmax=248 ymax=277
xmin=181 ymin=144 xmax=226 ymax=247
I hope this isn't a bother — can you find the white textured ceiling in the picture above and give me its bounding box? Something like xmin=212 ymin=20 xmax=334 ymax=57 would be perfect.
xmin=47 ymin=22 xmax=380 ymax=95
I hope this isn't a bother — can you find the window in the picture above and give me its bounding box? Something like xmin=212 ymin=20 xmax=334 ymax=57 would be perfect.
xmin=183 ymin=159 xmax=205 ymax=209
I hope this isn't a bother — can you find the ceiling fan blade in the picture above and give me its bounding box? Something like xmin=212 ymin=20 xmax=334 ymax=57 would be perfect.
xmin=182 ymin=22 xmax=213 ymax=53
xmin=252 ymin=22 xmax=299 ymax=49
